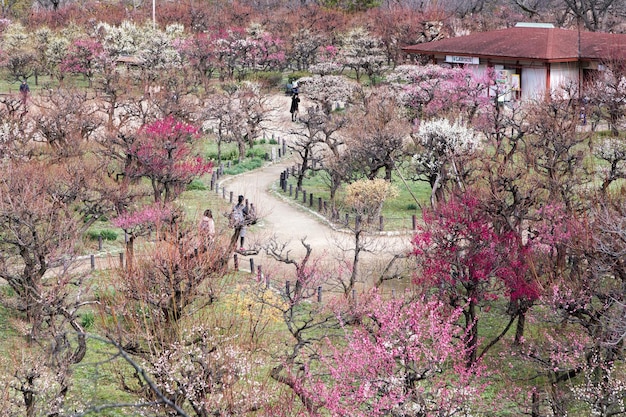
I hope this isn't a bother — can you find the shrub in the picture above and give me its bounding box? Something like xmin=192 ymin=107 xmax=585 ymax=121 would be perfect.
xmin=246 ymin=147 xmax=267 ymax=159
xmin=251 ymin=71 xmax=283 ymax=90
xmin=187 ymin=179 xmax=207 ymax=191
xmin=225 ymin=157 xmax=264 ymax=175
xmin=288 ymin=71 xmax=310 ymax=83
xmin=86 ymin=229 xmax=118 ymax=241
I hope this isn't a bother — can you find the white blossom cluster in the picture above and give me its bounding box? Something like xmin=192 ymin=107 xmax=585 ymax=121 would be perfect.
xmin=94 ymin=20 xmax=145 ymax=57
xmin=339 ymin=27 xmax=387 ymax=78
xmin=299 ymin=74 xmax=359 ymax=114
xmin=149 ymin=329 xmax=269 ymax=415
xmin=571 ymin=364 xmax=626 ymax=416
xmin=412 ymin=118 xmax=480 ymax=173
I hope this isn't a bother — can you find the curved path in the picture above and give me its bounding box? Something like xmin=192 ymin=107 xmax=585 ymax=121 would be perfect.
xmin=218 ymin=95 xmax=413 ymax=289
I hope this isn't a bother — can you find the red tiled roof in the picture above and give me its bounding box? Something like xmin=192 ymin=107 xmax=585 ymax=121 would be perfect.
xmin=403 ymin=27 xmax=626 ymax=62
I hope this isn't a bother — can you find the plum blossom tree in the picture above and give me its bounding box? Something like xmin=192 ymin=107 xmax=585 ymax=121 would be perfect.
xmin=32 ymin=87 xmax=102 ymax=155
xmin=345 ymin=86 xmax=411 ymax=181
xmin=245 ymin=23 xmax=285 ymax=72
xmin=300 ymin=74 xmax=359 ymax=115
xmin=0 ymin=156 xmax=113 ymax=415
xmin=288 ymin=28 xmax=326 ymax=71
xmin=303 ymin=291 xmax=489 ymax=417
xmin=176 ymin=32 xmax=218 ymax=90
xmin=410 ymin=117 xmax=480 ymax=208
xmin=59 ymin=38 xmax=104 ymax=87
xmin=126 ymin=115 xmax=212 ymax=204
xmin=388 ymin=64 xmax=491 ymax=123
xmin=412 ymin=194 xmax=538 ymax=367
xmin=345 ymin=178 xmax=398 ymax=222
xmin=94 ymin=20 xmax=146 ymax=59
xmin=512 ymin=201 xmax=626 ymax=416
xmin=264 ymin=261 xmax=492 ymax=416
xmin=594 ymin=137 xmax=626 ymax=195
xmin=309 ymin=45 xmax=343 ymax=76
xmin=101 ymin=216 xmax=266 ymax=416
xmin=586 ymin=59 xmax=626 ymax=136
xmin=1 ymin=23 xmax=36 ymax=82
xmin=522 ymin=92 xmax=591 ymax=213
xmin=338 ymin=27 xmax=386 ymax=83
xmin=137 ymin=24 xmax=185 ymax=84
xmin=0 ymin=160 xmax=104 ymax=331
xmin=212 ymin=26 xmax=251 ymax=81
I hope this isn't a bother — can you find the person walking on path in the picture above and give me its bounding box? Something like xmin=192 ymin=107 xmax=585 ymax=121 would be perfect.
xmin=290 ymin=93 xmax=300 ymax=122
xmin=19 ymin=80 xmax=30 ymax=109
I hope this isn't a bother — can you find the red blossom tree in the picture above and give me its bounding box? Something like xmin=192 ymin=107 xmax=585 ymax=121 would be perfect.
xmin=412 ymin=194 xmax=539 ymax=367
xmin=127 ymin=115 xmax=212 ymax=204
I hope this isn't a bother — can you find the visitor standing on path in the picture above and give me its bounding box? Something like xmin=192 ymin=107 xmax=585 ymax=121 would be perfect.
xmin=230 ymin=195 xmax=250 ymax=250
xmin=290 ymin=93 xmax=300 ymax=122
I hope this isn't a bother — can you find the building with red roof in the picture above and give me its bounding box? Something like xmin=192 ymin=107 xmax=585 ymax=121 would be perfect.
xmin=403 ymin=23 xmax=626 ymax=101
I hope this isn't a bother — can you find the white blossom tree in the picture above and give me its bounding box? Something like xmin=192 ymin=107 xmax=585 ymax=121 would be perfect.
xmin=338 ymin=27 xmax=386 ymax=83
xmin=411 ymin=118 xmax=481 ymax=207
xmin=299 ymin=74 xmax=359 ymax=114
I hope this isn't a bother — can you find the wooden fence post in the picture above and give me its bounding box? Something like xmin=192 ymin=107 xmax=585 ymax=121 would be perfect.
xmin=233 ymin=254 xmax=239 ymax=271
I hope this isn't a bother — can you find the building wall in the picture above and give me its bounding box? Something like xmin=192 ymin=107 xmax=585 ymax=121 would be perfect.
xmin=549 ymin=62 xmax=580 ymax=96
xmin=521 ymin=67 xmax=547 ymax=100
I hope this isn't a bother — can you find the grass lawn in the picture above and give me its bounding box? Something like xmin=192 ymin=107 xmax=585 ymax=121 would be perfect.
xmin=278 ymin=166 xmax=432 ymax=231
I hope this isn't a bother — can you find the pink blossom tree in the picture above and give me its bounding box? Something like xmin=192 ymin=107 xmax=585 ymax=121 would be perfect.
xmin=176 ymin=32 xmax=218 ymax=90
xmin=112 ymin=204 xmax=176 ymax=269
xmin=59 ymin=38 xmax=104 ymax=87
xmin=127 ymin=115 xmax=212 ymax=204
xmin=388 ymin=64 xmax=491 ymax=123
xmin=272 ymin=288 xmax=491 ymax=416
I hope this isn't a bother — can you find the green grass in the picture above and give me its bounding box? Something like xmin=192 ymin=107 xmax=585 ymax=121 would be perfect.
xmin=280 ymin=168 xmax=431 ymax=231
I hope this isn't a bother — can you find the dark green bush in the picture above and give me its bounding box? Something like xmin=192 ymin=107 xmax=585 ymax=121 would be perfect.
xmin=252 ymin=71 xmax=283 ymax=89
xmin=186 ymin=179 xmax=207 ymax=191
xmin=246 ymin=147 xmax=267 ymax=159
xmin=86 ymin=229 xmax=118 ymax=241
xmin=288 ymin=71 xmax=310 ymax=83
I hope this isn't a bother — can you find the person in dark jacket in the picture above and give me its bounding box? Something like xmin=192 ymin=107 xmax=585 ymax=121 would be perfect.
xmin=290 ymin=93 xmax=300 ymax=122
